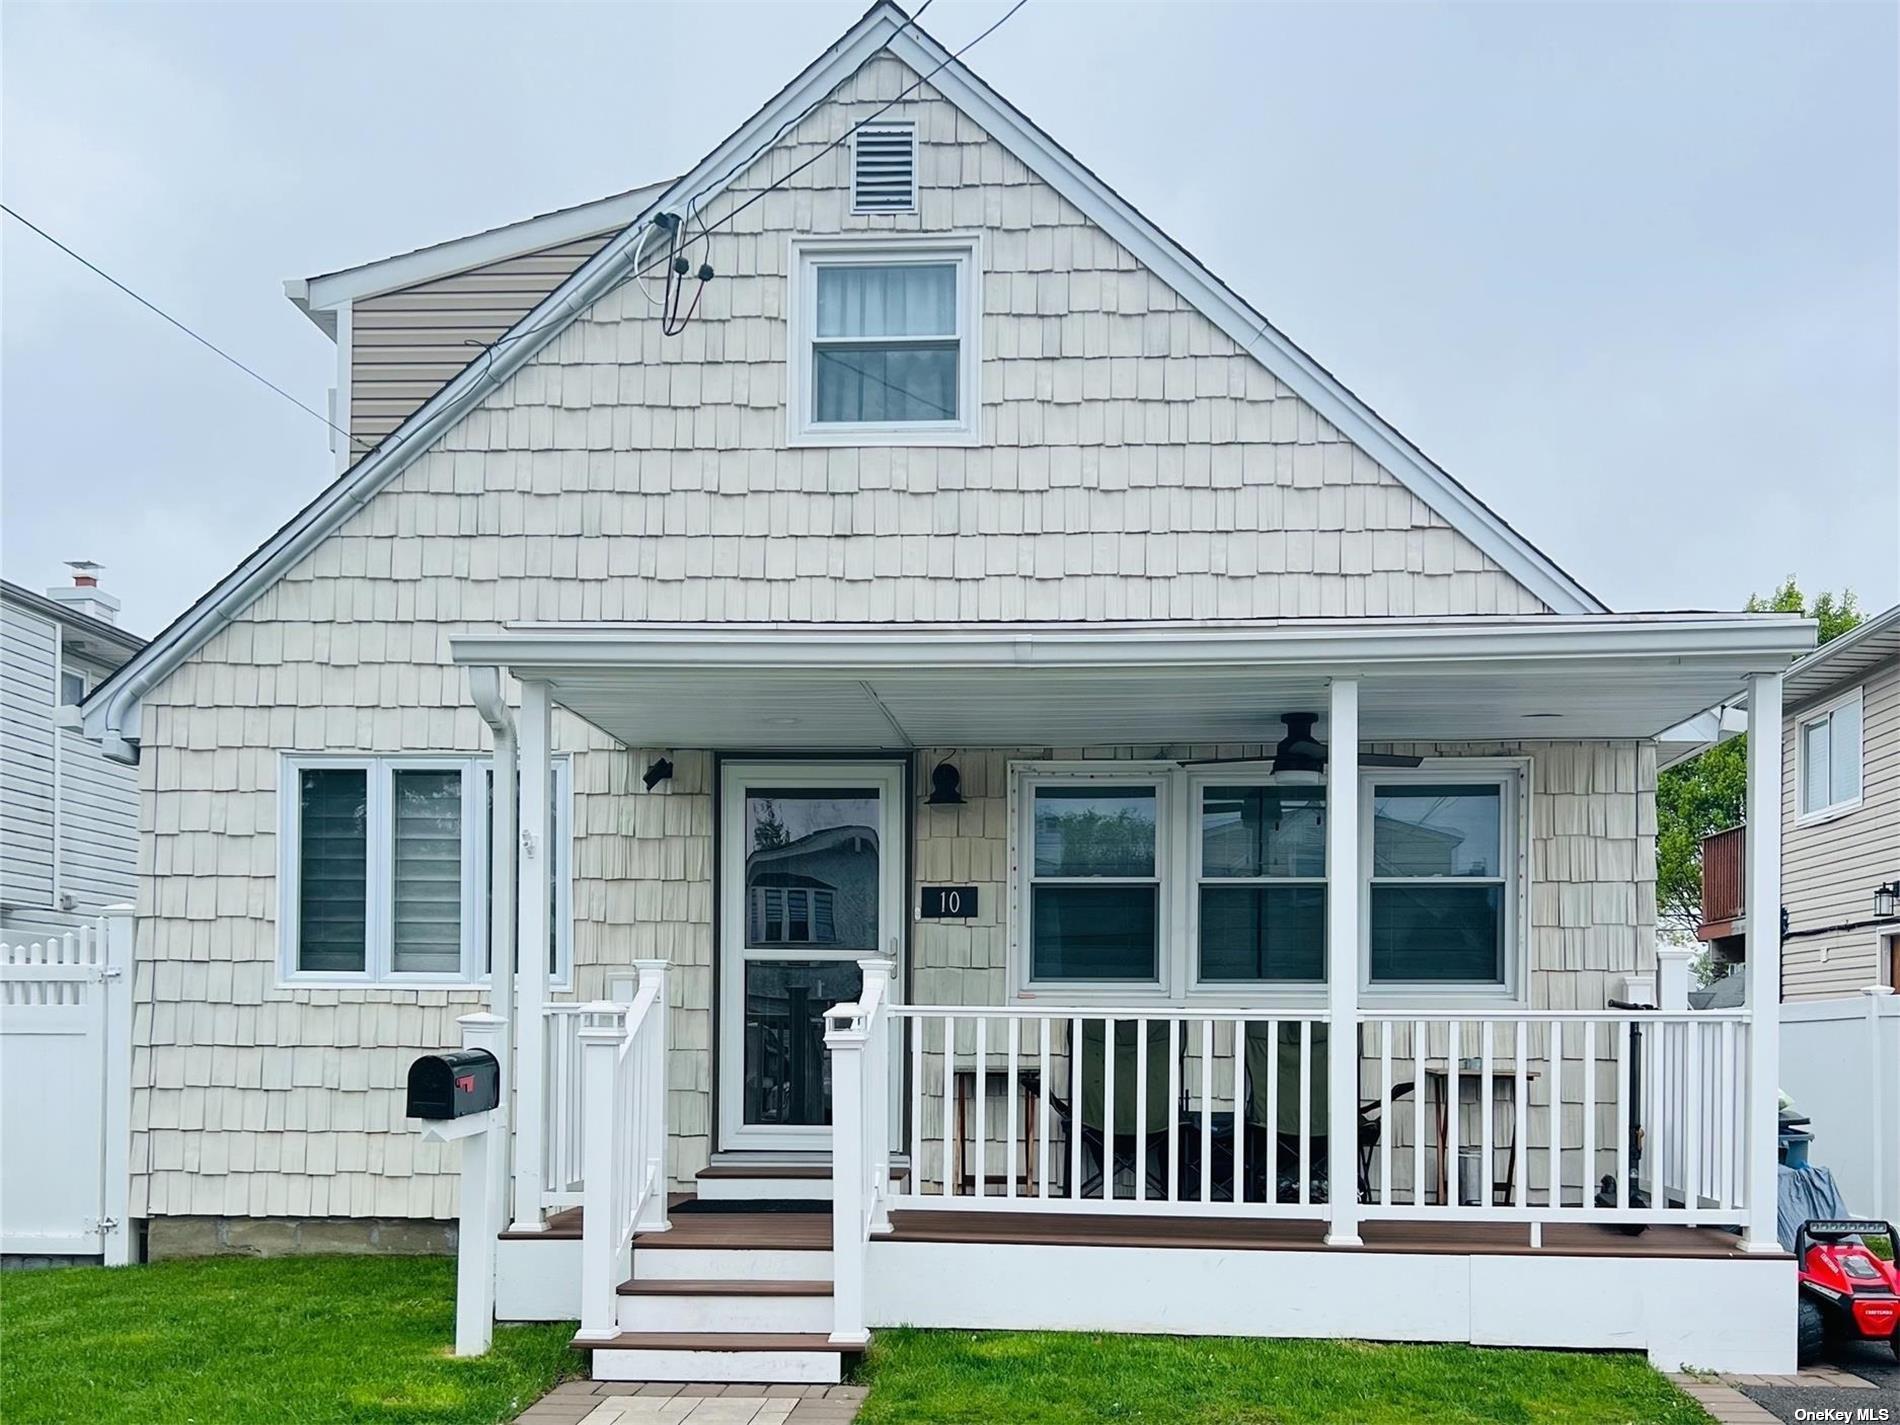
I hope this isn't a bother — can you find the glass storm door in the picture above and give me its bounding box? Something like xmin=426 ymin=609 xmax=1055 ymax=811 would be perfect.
xmin=718 ymin=762 xmax=903 ymax=1152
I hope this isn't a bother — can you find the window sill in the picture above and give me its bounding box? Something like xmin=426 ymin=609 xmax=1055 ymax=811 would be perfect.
xmin=787 ymin=421 xmax=981 ymax=449
xmin=1793 ymin=798 xmax=1862 ymax=830
xmin=277 ymin=975 xmax=573 ymax=994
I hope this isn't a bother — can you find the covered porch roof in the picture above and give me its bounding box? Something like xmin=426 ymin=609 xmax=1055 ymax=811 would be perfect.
xmin=450 ymin=614 xmax=1815 ymax=750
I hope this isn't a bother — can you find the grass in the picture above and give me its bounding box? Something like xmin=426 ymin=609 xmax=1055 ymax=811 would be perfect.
xmin=854 ymin=1329 xmax=1713 ymax=1425
xmin=0 ymin=1255 xmax=581 ymax=1425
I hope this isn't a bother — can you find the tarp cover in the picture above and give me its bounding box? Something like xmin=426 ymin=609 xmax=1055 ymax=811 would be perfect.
xmin=1778 ymin=1162 xmax=1851 ymax=1251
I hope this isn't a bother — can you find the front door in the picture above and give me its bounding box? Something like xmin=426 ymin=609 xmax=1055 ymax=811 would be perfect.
xmin=717 ymin=761 xmax=904 ymax=1152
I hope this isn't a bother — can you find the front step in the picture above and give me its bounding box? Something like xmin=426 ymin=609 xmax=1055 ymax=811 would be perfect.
xmin=632 ymin=1211 xmax=832 ymax=1283
xmin=696 ymin=1160 xmax=833 ymax=1203
xmin=618 ymin=1278 xmax=833 ymax=1334
xmin=579 ymin=1332 xmax=857 ymax=1385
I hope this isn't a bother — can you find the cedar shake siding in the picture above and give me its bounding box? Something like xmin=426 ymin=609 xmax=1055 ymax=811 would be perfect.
xmin=129 ymin=54 xmax=1597 ymax=1223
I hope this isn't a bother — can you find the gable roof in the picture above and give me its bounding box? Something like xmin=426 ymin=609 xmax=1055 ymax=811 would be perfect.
xmin=86 ymin=0 xmax=1607 ymax=757
xmin=1781 ymin=602 xmax=1900 ymax=708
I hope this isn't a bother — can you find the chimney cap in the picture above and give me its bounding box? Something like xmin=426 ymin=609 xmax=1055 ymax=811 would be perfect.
xmin=64 ymin=560 xmax=104 ymax=588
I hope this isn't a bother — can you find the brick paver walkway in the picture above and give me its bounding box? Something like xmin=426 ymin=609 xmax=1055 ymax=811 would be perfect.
xmin=515 ymin=1380 xmax=867 ymax=1425
xmin=1669 ymin=1363 xmax=1881 ymax=1425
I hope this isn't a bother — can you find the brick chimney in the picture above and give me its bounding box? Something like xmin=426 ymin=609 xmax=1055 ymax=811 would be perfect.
xmin=45 ymin=560 xmax=121 ymax=626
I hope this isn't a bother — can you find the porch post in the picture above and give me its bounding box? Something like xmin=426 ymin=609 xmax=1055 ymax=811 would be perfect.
xmin=1741 ymin=670 xmax=1783 ymax=1253
xmin=1325 ymin=677 xmax=1362 ymax=1245
xmin=483 ymin=680 xmax=519 ymax=1236
xmin=511 ymin=678 xmax=553 ymax=1231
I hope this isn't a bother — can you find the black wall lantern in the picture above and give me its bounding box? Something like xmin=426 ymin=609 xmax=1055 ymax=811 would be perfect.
xmin=1877 ymin=881 xmax=1900 ymax=922
xmin=925 ymin=759 xmax=965 ymax=806
xmin=642 ymin=757 xmax=674 ymax=791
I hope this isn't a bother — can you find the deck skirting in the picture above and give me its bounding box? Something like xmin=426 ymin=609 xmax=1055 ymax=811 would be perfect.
xmin=865 ymin=1232 xmax=1795 ymax=1374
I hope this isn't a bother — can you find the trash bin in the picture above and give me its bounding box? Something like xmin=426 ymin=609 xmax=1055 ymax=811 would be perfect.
xmin=1458 ymin=1146 xmax=1486 ymax=1206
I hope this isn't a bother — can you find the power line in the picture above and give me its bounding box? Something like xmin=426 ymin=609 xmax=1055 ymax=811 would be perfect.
xmin=1 ymin=203 xmax=370 ymax=452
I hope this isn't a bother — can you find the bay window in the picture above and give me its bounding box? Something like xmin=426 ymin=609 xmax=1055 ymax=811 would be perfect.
xmin=281 ymin=754 xmax=570 ymax=986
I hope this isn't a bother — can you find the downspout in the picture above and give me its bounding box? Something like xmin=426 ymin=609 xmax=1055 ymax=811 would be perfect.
xmin=469 ymin=665 xmax=518 ymax=1229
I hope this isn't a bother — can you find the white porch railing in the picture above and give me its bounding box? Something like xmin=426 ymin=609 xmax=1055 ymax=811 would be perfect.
xmin=542 ymin=1004 xmax=590 ymax=1209
xmin=575 ymin=959 xmax=671 ymax=1343
xmin=1354 ymin=1009 xmax=1752 ymax=1228
xmin=830 ymin=998 xmax=1758 ymax=1280
xmin=886 ymin=1006 xmax=1333 ymax=1218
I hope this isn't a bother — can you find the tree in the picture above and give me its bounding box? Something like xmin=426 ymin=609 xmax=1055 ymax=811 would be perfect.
xmin=752 ymin=799 xmax=789 ymax=851
xmin=1656 ymin=578 xmax=1862 ymax=939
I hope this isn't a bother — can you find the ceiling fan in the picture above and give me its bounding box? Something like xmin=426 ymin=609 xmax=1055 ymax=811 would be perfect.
xmin=1178 ymin=712 xmax=1423 ymax=783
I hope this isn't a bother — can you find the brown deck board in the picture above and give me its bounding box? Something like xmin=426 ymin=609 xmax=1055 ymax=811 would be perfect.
xmin=499 ymin=1206 xmax=583 ymax=1241
xmin=618 ymin=1277 xmax=832 ymax=1296
xmin=633 ymin=1210 xmax=832 ymax=1250
xmin=885 ymin=1209 xmax=1770 ymax=1260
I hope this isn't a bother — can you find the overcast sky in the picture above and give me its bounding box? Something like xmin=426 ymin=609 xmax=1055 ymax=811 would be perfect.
xmin=3 ymin=0 xmax=1895 ymax=638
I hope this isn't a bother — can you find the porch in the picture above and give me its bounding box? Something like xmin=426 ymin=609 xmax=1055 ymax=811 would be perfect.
xmin=442 ymin=613 xmax=1811 ymax=1377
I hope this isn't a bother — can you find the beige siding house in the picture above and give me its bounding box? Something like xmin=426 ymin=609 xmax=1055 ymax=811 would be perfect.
xmin=1779 ymin=607 xmax=1900 ymax=998
xmin=88 ymin=3 xmax=1815 ymax=1379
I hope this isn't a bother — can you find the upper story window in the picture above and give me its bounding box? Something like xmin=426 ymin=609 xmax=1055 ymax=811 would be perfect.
xmin=279 ymin=754 xmax=571 ymax=987
xmin=58 ymin=668 xmax=87 ymax=707
xmin=788 ymin=236 xmax=981 ymax=447
xmin=1797 ymin=687 xmax=1862 ymax=821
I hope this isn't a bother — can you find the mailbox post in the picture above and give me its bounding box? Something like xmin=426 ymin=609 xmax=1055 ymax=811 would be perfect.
xmin=408 ymin=1013 xmax=506 ymax=1356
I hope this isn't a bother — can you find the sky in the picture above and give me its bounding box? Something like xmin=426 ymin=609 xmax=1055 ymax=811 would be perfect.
xmin=2 ymin=0 xmax=1896 ymax=639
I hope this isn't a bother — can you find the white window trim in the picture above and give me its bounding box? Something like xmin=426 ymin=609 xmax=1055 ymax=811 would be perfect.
xmin=1184 ymin=768 xmax=1328 ymax=1001
xmin=785 ymin=232 xmax=983 ymax=449
xmin=1794 ymin=685 xmax=1864 ymax=827
xmin=277 ymin=753 xmax=572 ymax=991
xmin=1357 ymin=758 xmax=1532 ymax=1007
xmin=1008 ymin=762 xmax=1176 ymax=1003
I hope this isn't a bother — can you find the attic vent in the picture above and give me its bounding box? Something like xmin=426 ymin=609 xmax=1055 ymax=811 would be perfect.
xmin=853 ymin=124 xmax=916 ymax=213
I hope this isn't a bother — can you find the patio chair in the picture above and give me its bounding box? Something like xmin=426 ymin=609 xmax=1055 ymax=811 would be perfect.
xmin=1048 ymin=1018 xmax=1175 ymax=1199
xmin=1240 ymin=1024 xmax=1415 ymax=1203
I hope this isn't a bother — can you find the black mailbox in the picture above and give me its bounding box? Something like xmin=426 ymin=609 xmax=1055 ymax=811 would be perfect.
xmin=406 ymin=1049 xmax=500 ymax=1120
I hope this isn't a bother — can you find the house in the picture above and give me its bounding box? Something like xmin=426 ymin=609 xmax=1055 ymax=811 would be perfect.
xmin=2 ymin=567 xmax=143 ymax=939
xmin=1697 ymin=602 xmax=1900 ymax=997
xmin=80 ymin=2 xmax=1817 ymax=1379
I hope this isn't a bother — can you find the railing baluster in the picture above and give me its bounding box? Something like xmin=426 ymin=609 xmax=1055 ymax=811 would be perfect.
xmin=1445 ymin=1021 xmax=1460 ymax=1208
xmin=1135 ymin=1016 xmax=1149 ymax=1204
xmin=1378 ymin=1019 xmax=1392 ymax=1207
xmin=1546 ymin=1021 xmax=1562 ymax=1211
xmin=909 ymin=1013 xmax=922 ymax=1202
xmin=1514 ymin=1019 xmax=1528 ymax=1210
xmin=1200 ymin=1019 xmax=1213 ymax=1207
xmin=1683 ymin=1018 xmax=1702 ymax=1222
xmin=1413 ymin=1019 xmax=1427 ymax=1209
xmin=1071 ymin=1016 xmax=1084 ymax=1203
xmin=942 ymin=1014 xmax=955 ymax=1200
xmin=1616 ymin=1018 xmax=1631 ymax=1211
xmin=974 ymin=1015 xmax=988 ymax=1201
xmin=1238 ymin=1021 xmax=1253 ymax=1206
xmin=1719 ymin=1018 xmax=1735 ymax=1210
xmin=1167 ymin=1017 xmax=1180 ymax=1205
xmin=1480 ymin=1022 xmax=1494 ymax=1209
xmin=1102 ymin=1016 xmax=1117 ymax=1202
xmin=1007 ymin=1015 xmax=1020 ymax=1201
xmin=1038 ymin=1017 xmax=1051 ymax=1200
xmin=1581 ymin=1020 xmax=1596 ymax=1216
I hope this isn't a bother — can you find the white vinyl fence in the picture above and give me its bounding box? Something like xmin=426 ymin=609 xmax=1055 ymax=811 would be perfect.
xmin=0 ymin=908 xmax=133 ymax=1263
xmin=1780 ymin=987 xmax=1898 ymax=1220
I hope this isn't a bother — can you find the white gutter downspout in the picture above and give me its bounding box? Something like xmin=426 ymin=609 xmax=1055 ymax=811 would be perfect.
xmin=469 ymin=665 xmax=518 ymax=1232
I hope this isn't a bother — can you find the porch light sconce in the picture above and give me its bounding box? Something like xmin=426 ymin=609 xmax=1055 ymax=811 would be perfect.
xmin=925 ymin=760 xmax=965 ymax=806
xmin=1876 ymin=881 xmax=1900 ymax=921
xmin=642 ymin=758 xmax=674 ymax=792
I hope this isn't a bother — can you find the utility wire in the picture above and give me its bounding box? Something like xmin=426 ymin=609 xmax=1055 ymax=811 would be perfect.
xmin=1 ymin=203 xmax=371 ymax=453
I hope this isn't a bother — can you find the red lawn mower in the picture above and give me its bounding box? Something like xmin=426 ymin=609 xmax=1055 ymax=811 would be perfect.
xmin=1796 ymin=1219 xmax=1900 ymax=1366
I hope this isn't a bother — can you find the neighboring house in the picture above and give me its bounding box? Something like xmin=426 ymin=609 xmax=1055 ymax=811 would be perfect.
xmin=1 ymin=569 xmax=143 ymax=939
xmin=81 ymin=4 xmax=1815 ymax=1378
xmin=1697 ymin=602 xmax=1900 ymax=998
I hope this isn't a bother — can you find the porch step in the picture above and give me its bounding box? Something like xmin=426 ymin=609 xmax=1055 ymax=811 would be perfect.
xmin=695 ymin=1158 xmax=908 ymax=1203
xmin=632 ymin=1210 xmax=833 ymax=1283
xmin=578 ymin=1332 xmax=856 ymax=1385
xmin=617 ymin=1278 xmax=833 ymax=1334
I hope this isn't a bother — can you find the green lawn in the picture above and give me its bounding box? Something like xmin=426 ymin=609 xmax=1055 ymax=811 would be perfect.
xmin=0 ymin=1255 xmax=581 ymax=1425
xmin=855 ymin=1329 xmax=1713 ymax=1425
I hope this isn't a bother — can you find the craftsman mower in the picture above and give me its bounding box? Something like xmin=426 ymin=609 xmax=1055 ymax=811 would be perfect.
xmin=1795 ymin=1219 xmax=1900 ymax=1366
